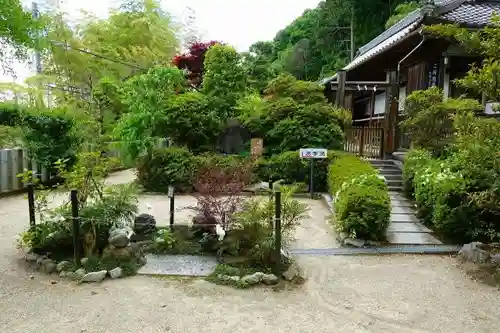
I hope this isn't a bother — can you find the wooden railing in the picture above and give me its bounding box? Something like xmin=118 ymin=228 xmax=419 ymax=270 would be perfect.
xmin=344 ymin=126 xmax=384 ymax=158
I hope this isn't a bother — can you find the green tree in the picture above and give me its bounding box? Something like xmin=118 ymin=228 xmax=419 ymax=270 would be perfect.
xmin=385 ymin=2 xmax=419 ymax=28
xmin=239 ymin=74 xmax=346 ymax=154
xmin=249 ymin=0 xmax=413 ymax=81
xmin=0 ymin=0 xmax=42 ymax=69
xmin=113 ymin=66 xmax=186 ymax=158
xmin=203 ymin=44 xmax=247 ymax=118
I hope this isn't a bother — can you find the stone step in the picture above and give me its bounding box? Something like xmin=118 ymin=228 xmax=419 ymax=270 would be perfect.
xmin=383 ymin=174 xmax=403 ymax=181
xmin=388 ymin=222 xmax=432 ymax=233
xmin=388 ymin=185 xmax=403 ymax=192
xmin=391 ymin=213 xmax=420 ymax=223
xmin=378 ymin=169 xmax=402 ymax=176
xmin=369 ymin=160 xmax=396 ymax=167
xmin=386 ymin=232 xmax=442 ymax=245
xmin=386 ymin=179 xmax=403 ymax=186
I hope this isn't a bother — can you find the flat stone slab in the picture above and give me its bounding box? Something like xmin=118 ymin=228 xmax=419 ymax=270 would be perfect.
xmin=391 ymin=213 xmax=419 ymax=223
xmin=289 ymin=245 xmax=458 ymax=256
xmin=388 ymin=222 xmax=432 ymax=233
xmin=137 ymin=254 xmax=218 ymax=277
xmin=386 ymin=232 xmax=442 ymax=245
xmin=391 ymin=200 xmax=415 ymax=208
xmin=391 ymin=206 xmax=415 ymax=214
xmin=290 ymin=248 xmax=378 ymax=256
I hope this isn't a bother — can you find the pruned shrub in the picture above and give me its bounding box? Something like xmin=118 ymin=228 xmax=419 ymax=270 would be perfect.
xmin=328 ymin=154 xmax=390 ymax=240
xmin=137 ymin=147 xmax=197 ymax=193
xmin=257 ymin=150 xmax=345 ymax=192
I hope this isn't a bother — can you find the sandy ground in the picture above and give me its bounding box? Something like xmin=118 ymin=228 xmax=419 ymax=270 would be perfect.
xmin=0 ymin=170 xmax=499 ymax=333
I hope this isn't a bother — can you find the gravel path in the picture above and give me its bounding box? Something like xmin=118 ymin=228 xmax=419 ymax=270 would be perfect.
xmin=1 ymin=170 xmax=499 ymax=333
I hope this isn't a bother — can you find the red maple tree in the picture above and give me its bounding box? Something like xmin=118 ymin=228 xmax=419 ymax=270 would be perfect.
xmin=172 ymin=41 xmax=221 ymax=88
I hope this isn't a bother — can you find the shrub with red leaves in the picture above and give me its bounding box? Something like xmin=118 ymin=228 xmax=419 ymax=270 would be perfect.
xmin=190 ymin=160 xmax=252 ymax=229
xmin=172 ymin=41 xmax=221 ymax=87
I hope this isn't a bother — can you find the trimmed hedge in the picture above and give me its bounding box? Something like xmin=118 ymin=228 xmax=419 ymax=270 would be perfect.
xmin=137 ymin=147 xmax=197 ymax=193
xmin=257 ymin=150 xmax=347 ymax=192
xmin=137 ymin=149 xmax=256 ymax=193
xmin=328 ymin=154 xmax=390 ymax=240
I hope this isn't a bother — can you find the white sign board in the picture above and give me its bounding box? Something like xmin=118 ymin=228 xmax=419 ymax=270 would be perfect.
xmin=299 ymin=148 xmax=328 ymax=159
xmin=167 ymin=186 xmax=174 ymax=198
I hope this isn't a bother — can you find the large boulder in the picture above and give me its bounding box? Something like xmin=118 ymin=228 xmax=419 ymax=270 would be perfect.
xmin=108 ymin=228 xmax=131 ymax=248
xmin=134 ymin=214 xmax=156 ymax=235
xmin=458 ymin=242 xmax=491 ymax=264
xmin=102 ymin=242 xmax=146 ymax=267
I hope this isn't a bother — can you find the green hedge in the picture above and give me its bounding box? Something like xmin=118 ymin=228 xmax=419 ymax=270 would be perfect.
xmin=257 ymin=150 xmax=347 ymax=192
xmin=404 ymin=149 xmax=499 ymax=243
xmin=0 ymin=103 xmax=80 ymax=169
xmin=137 ymin=149 xmax=256 ymax=193
xmin=137 ymin=147 xmax=198 ymax=193
xmin=328 ymin=154 xmax=390 ymax=240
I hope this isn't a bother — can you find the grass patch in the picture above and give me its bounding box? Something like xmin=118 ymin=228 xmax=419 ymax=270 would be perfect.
xmin=205 ymin=264 xmax=267 ymax=289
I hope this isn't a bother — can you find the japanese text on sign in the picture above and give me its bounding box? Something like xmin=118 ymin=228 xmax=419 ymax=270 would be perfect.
xmin=299 ymin=148 xmax=328 ymax=159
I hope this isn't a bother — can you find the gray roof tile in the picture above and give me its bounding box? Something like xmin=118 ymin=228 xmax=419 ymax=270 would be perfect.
xmin=441 ymin=1 xmax=500 ymax=25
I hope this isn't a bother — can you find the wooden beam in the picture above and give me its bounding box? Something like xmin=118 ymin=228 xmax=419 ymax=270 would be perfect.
xmin=383 ymin=70 xmax=399 ymax=157
xmin=335 ymin=70 xmax=346 ymax=108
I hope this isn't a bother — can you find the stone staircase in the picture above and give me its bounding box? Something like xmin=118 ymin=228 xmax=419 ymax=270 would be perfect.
xmin=368 ymin=159 xmax=403 ymax=192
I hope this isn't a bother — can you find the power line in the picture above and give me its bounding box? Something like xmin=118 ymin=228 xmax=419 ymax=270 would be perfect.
xmin=49 ymin=40 xmax=147 ymax=70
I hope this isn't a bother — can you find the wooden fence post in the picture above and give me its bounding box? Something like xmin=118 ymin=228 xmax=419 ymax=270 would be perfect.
xmin=274 ymin=190 xmax=282 ymax=275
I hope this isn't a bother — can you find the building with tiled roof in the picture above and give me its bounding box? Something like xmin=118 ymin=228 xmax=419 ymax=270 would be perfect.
xmin=323 ymin=0 xmax=500 ymax=158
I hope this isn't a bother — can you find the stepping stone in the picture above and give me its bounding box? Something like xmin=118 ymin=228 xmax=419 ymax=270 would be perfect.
xmin=391 ymin=200 xmax=414 ymax=208
xmin=391 ymin=213 xmax=419 ymax=223
xmin=386 ymin=232 xmax=442 ymax=245
xmin=137 ymin=254 xmax=218 ymax=277
xmin=388 ymin=222 xmax=432 ymax=233
xmin=376 ymin=245 xmax=459 ymax=254
xmin=391 ymin=206 xmax=415 ymax=214
xmin=290 ymin=248 xmax=378 ymax=256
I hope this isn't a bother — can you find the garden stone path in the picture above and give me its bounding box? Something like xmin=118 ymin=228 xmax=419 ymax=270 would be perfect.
xmin=387 ymin=191 xmax=442 ymax=245
xmin=1 ymin=169 xmax=500 ymax=332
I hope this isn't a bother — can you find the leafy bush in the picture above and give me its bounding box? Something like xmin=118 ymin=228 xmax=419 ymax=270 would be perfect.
xmin=257 ymin=150 xmax=345 ymax=192
xmin=238 ymin=74 xmax=346 ymax=155
xmin=190 ymin=157 xmax=253 ymax=227
xmin=257 ymin=151 xmax=307 ymax=184
xmin=19 ymin=152 xmax=139 ymax=258
xmin=0 ymin=102 xmax=81 ymax=170
xmin=222 ymin=184 xmax=309 ymax=269
xmin=401 ymin=87 xmax=481 ymax=156
xmin=328 ymin=154 xmax=390 ymax=240
xmin=137 ymin=147 xmax=197 ymax=193
xmin=402 ymin=149 xmax=434 ymax=196
xmin=327 ymin=152 xmax=377 ymax=194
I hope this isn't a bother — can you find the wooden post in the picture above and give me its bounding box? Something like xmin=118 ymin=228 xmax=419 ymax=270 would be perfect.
xmin=383 ymin=70 xmax=398 ymax=157
xmin=274 ymin=190 xmax=282 ymax=275
xmin=335 ymin=70 xmax=346 ymax=108
xmin=359 ymin=127 xmax=365 ymax=157
xmin=27 ymin=184 xmax=36 ymax=226
xmin=70 ymin=190 xmax=81 ymax=265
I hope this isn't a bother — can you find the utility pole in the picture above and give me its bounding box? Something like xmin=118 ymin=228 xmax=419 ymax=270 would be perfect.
xmin=350 ymin=5 xmax=355 ymax=61
xmin=32 ymin=2 xmax=42 ymax=74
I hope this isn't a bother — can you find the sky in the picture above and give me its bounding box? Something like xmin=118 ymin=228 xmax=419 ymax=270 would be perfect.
xmin=1 ymin=0 xmax=321 ymax=84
